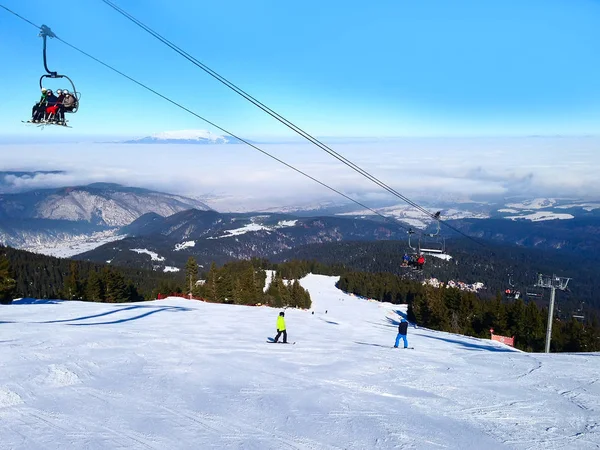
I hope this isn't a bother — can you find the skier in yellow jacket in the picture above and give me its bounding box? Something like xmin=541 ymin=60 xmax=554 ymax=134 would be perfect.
xmin=274 ymin=311 xmax=287 ymax=343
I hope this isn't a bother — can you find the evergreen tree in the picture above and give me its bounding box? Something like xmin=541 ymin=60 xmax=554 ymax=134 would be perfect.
xmin=507 ymin=298 xmax=526 ymax=343
xmin=237 ymin=266 xmax=259 ymax=305
xmin=0 ymin=254 xmax=16 ymax=304
xmin=63 ymin=262 xmax=83 ymax=300
xmin=205 ymin=262 xmax=218 ymax=301
xmin=105 ymin=269 xmax=130 ymax=303
xmin=266 ymin=273 xmax=287 ymax=308
xmin=185 ymin=257 xmax=199 ymax=297
xmin=86 ymin=269 xmax=104 ymax=301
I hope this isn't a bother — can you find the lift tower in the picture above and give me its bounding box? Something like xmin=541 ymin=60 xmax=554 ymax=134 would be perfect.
xmin=535 ymin=273 xmax=571 ymax=353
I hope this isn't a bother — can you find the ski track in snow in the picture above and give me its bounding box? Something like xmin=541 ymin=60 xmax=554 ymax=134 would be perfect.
xmin=1 ymin=274 xmax=599 ymax=449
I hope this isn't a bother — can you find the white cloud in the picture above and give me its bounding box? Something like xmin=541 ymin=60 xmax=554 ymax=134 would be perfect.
xmin=1 ymin=137 xmax=599 ymax=210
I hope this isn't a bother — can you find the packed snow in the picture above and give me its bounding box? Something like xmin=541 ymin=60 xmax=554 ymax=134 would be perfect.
xmin=428 ymin=252 xmax=453 ymax=260
xmin=498 ymin=208 xmax=520 ymax=213
xmin=276 ymin=219 xmax=298 ymax=227
xmin=1 ymin=274 xmax=598 ymax=449
xmin=506 ymin=198 xmax=557 ymax=210
xmin=163 ymin=266 xmax=180 ymax=273
xmin=506 ymin=212 xmax=574 ymax=222
xmin=208 ymin=222 xmax=271 ymax=239
xmin=130 ymin=248 xmax=166 ymax=261
xmin=174 ymin=240 xmax=196 ymax=251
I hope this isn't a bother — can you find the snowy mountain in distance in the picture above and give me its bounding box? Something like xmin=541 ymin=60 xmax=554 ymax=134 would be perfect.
xmin=337 ymin=202 xmax=492 ymax=229
xmin=122 ymin=129 xmax=244 ymax=144
xmin=0 ymin=183 xmax=212 ymax=227
xmin=336 ymin=196 xmax=600 ymax=227
xmin=2 ymin=274 xmax=598 ymax=449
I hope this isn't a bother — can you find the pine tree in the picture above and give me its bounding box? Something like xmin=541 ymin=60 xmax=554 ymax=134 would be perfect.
xmin=0 ymin=254 xmax=16 ymax=304
xmin=105 ymin=269 xmax=130 ymax=303
xmin=185 ymin=257 xmax=199 ymax=297
xmin=63 ymin=262 xmax=83 ymax=300
xmin=86 ymin=269 xmax=104 ymax=301
xmin=507 ymin=298 xmax=526 ymax=343
xmin=237 ymin=266 xmax=259 ymax=305
xmin=203 ymin=262 xmax=217 ymax=301
xmin=523 ymin=301 xmax=545 ymax=351
xmin=290 ymin=279 xmax=311 ymax=309
xmin=266 ymin=273 xmax=287 ymax=308
xmin=216 ymin=270 xmax=234 ymax=303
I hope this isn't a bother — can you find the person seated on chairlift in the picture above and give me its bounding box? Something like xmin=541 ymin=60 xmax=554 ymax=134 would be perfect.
xmin=402 ymin=253 xmax=410 ymax=267
xmin=53 ymin=90 xmax=67 ymax=124
xmin=45 ymin=89 xmax=64 ymax=123
xmin=40 ymin=89 xmax=58 ymax=122
xmin=31 ymin=87 xmax=48 ymax=122
xmin=417 ymin=254 xmax=425 ymax=270
xmin=62 ymin=90 xmax=77 ymax=112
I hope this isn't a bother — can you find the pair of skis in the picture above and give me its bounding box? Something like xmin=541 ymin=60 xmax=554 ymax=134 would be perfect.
xmin=22 ymin=120 xmax=71 ymax=128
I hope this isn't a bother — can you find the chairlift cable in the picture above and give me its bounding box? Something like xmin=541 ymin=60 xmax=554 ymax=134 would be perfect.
xmin=99 ymin=0 xmax=485 ymax=248
xmin=1 ymin=4 xmax=413 ymax=234
xmin=0 ymin=4 xmax=40 ymax=29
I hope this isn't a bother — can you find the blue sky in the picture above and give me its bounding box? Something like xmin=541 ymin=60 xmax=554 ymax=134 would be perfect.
xmin=1 ymin=0 xmax=599 ymax=139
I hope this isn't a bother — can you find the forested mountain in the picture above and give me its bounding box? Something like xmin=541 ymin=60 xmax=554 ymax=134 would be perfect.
xmin=76 ymin=210 xmax=408 ymax=270
xmin=450 ymin=217 xmax=600 ymax=256
xmin=273 ymin=239 xmax=599 ymax=314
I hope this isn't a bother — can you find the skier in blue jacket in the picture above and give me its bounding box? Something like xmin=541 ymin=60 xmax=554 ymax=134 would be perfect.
xmin=394 ymin=319 xmax=409 ymax=348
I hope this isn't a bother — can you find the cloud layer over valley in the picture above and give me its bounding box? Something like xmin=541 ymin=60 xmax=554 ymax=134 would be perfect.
xmin=1 ymin=136 xmax=598 ymax=211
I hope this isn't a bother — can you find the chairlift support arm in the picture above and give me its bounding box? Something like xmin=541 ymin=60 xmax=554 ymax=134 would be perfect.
xmin=40 ymin=25 xmax=58 ymax=77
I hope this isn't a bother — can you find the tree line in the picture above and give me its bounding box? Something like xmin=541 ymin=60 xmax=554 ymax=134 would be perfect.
xmin=183 ymin=257 xmax=311 ymax=309
xmin=337 ymin=271 xmax=600 ymax=353
xmin=274 ymin=239 xmax=600 ymax=318
xmin=0 ymin=245 xmax=180 ymax=302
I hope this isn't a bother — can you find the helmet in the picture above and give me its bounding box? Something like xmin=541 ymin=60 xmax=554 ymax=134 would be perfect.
xmin=63 ymin=89 xmax=69 ymax=94
xmin=279 ymin=311 xmax=285 ymax=317
xmin=47 ymin=89 xmax=53 ymax=94
xmin=57 ymin=89 xmax=62 ymax=94
xmin=41 ymin=88 xmax=47 ymax=92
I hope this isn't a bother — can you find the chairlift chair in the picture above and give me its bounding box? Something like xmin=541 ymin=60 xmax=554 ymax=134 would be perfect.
xmin=525 ymin=287 xmax=544 ymax=299
xmin=25 ymin=25 xmax=80 ymax=127
xmin=418 ymin=212 xmax=446 ymax=256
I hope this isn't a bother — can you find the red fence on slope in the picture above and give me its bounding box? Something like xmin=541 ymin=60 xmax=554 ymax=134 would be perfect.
xmin=490 ymin=328 xmax=515 ymax=347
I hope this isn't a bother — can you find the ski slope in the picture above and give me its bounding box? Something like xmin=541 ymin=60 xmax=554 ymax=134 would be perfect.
xmin=1 ymin=274 xmax=598 ymax=449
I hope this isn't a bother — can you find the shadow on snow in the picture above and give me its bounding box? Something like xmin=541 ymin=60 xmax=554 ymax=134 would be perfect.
xmin=419 ymin=333 xmax=516 ymax=353
xmin=38 ymin=305 xmax=192 ymax=326
xmin=319 ymin=318 xmax=340 ymax=325
xmin=11 ymin=298 xmax=63 ymax=305
xmin=354 ymin=341 xmax=392 ymax=349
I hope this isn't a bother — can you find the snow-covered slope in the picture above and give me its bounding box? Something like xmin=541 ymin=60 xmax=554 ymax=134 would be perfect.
xmin=1 ymin=274 xmax=598 ymax=449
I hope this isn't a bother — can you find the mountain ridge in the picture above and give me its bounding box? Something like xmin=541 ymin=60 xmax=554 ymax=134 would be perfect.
xmin=122 ymin=129 xmax=246 ymax=144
